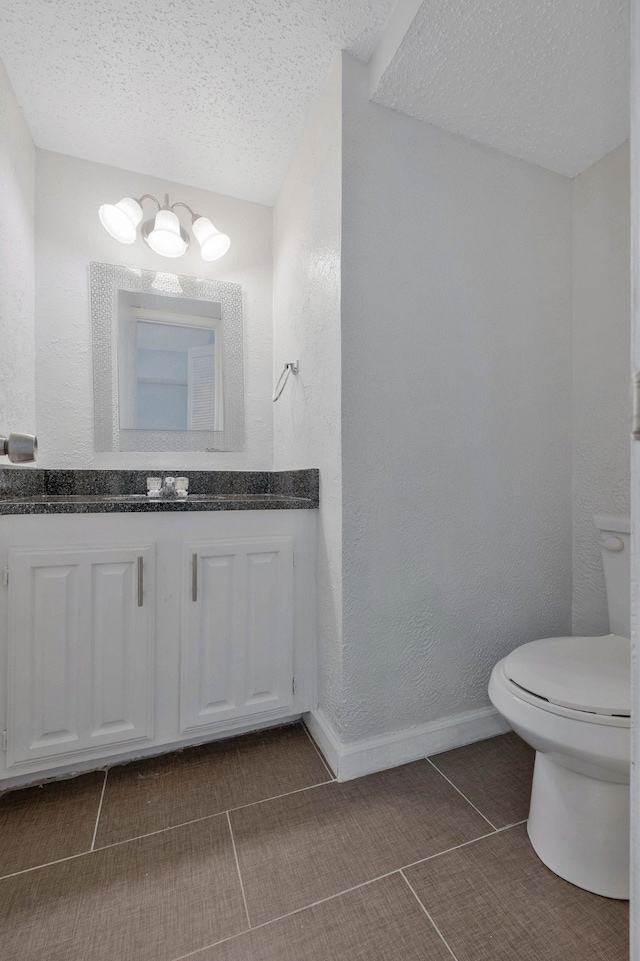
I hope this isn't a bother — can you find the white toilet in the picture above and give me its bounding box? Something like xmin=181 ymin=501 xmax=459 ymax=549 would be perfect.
xmin=489 ymin=513 xmax=630 ymax=900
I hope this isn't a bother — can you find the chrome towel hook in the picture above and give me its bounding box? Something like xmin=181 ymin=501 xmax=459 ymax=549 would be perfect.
xmin=272 ymin=361 xmax=299 ymax=402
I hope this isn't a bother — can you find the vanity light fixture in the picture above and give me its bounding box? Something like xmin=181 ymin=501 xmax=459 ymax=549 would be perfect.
xmin=98 ymin=193 xmax=231 ymax=261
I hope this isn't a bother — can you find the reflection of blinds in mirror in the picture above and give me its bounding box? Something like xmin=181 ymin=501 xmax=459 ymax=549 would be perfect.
xmin=188 ymin=345 xmax=216 ymax=429
xmin=92 ymin=263 xmax=243 ymax=451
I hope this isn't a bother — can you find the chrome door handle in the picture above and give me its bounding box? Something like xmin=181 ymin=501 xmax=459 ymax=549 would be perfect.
xmin=137 ymin=556 xmax=144 ymax=606
xmin=633 ymin=372 xmax=640 ymax=439
xmin=192 ymin=553 xmax=198 ymax=602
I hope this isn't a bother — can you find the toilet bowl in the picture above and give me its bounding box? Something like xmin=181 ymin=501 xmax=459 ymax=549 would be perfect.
xmin=488 ymin=514 xmax=630 ymax=900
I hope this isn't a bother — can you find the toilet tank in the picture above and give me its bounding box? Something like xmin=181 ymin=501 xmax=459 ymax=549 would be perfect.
xmin=593 ymin=514 xmax=630 ymax=638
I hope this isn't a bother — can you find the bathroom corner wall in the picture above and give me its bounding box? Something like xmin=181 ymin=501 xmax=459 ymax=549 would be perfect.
xmin=34 ymin=150 xmax=273 ymax=469
xmin=273 ymin=59 xmax=343 ymax=731
xmin=571 ymin=142 xmax=631 ymax=636
xmin=0 ymin=60 xmax=36 ymax=435
xmin=339 ymin=54 xmax=573 ymax=742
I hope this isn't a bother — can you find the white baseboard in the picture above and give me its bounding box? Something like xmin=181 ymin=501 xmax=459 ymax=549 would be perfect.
xmin=304 ymin=708 xmax=342 ymax=775
xmin=304 ymin=706 xmax=511 ymax=781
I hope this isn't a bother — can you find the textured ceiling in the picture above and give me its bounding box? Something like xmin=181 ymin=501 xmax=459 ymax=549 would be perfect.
xmin=0 ymin=0 xmax=630 ymax=204
xmin=0 ymin=0 xmax=396 ymax=205
xmin=371 ymin=0 xmax=630 ymax=178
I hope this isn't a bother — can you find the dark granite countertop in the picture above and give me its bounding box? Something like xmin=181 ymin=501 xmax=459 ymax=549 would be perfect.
xmin=0 ymin=470 xmax=319 ymax=515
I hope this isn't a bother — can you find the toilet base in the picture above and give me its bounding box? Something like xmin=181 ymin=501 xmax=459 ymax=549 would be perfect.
xmin=527 ymin=752 xmax=629 ymax=899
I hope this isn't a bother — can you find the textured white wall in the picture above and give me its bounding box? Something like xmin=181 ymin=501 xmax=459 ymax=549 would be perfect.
xmin=340 ymin=54 xmax=574 ymax=741
xmin=273 ymin=60 xmax=343 ymax=730
xmin=0 ymin=61 xmax=35 ymax=436
xmin=572 ymin=142 xmax=630 ymax=636
xmin=35 ymin=150 xmax=273 ymax=469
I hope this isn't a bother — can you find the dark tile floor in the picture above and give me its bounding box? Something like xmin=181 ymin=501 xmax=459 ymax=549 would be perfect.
xmin=0 ymin=724 xmax=628 ymax=961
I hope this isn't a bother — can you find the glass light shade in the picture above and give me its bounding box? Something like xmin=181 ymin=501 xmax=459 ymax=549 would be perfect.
xmin=98 ymin=197 xmax=143 ymax=244
xmin=146 ymin=209 xmax=188 ymax=258
xmin=192 ymin=216 xmax=231 ymax=261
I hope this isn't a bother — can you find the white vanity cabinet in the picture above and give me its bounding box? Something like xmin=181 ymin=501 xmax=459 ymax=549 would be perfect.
xmin=7 ymin=545 xmax=155 ymax=767
xmin=0 ymin=509 xmax=316 ymax=786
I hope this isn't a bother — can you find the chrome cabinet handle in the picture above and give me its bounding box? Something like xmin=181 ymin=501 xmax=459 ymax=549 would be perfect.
xmin=137 ymin=556 xmax=144 ymax=606
xmin=192 ymin=553 xmax=198 ymax=602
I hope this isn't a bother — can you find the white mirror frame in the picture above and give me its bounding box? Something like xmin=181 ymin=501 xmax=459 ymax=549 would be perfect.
xmin=90 ymin=262 xmax=244 ymax=452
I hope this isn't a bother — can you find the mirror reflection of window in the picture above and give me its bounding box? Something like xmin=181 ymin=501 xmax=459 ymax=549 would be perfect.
xmin=135 ymin=321 xmax=216 ymax=431
xmin=117 ymin=294 xmax=224 ymax=432
xmin=92 ymin=264 xmax=244 ymax=452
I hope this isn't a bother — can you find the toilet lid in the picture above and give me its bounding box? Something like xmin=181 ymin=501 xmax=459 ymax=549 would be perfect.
xmin=503 ymin=634 xmax=630 ymax=716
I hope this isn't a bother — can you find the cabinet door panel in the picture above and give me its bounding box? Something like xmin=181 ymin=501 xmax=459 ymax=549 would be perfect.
xmin=245 ymin=548 xmax=293 ymax=710
xmin=13 ymin=559 xmax=83 ymax=758
xmin=88 ymin=555 xmax=153 ymax=746
xmin=197 ymin=553 xmax=239 ymax=720
xmin=180 ymin=537 xmax=293 ymax=734
xmin=180 ymin=549 xmax=243 ymax=731
xmin=7 ymin=547 xmax=154 ymax=767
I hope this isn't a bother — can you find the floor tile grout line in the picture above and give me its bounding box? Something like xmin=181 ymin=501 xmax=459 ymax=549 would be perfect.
xmin=399 ymin=826 xmax=504 ymax=872
xmin=168 ymin=825 xmax=530 ymax=961
xmin=400 ymin=869 xmax=462 ymax=961
xmin=425 ymin=757 xmax=498 ymax=831
xmin=225 ymin=777 xmax=335 ymax=817
xmin=168 ymin=871 xmax=403 ymax=961
xmin=0 ymin=849 xmax=94 ymax=881
xmin=0 ymin=776 xmax=336 ymax=881
xmin=301 ymin=720 xmax=336 ymax=780
xmin=90 ymin=769 xmax=108 ymax=852
xmin=226 ymin=811 xmax=252 ymax=929
xmin=0 ymin=819 xmax=525 ymax=886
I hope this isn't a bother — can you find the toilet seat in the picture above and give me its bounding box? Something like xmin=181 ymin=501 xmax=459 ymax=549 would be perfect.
xmin=503 ymin=634 xmax=630 ymax=717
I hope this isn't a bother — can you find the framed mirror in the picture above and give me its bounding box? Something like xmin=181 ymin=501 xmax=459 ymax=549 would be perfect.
xmin=90 ymin=262 xmax=244 ymax=451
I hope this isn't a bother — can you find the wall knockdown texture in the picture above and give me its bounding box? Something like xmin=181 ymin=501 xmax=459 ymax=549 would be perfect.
xmin=273 ymin=59 xmax=343 ymax=731
xmin=0 ymin=60 xmax=36 ymax=437
xmin=572 ymin=142 xmax=630 ymax=636
xmin=339 ymin=54 xmax=573 ymax=742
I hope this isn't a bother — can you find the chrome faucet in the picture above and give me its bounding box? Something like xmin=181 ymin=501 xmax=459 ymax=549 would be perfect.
xmin=160 ymin=476 xmax=177 ymax=498
xmin=146 ymin=475 xmax=188 ymax=498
